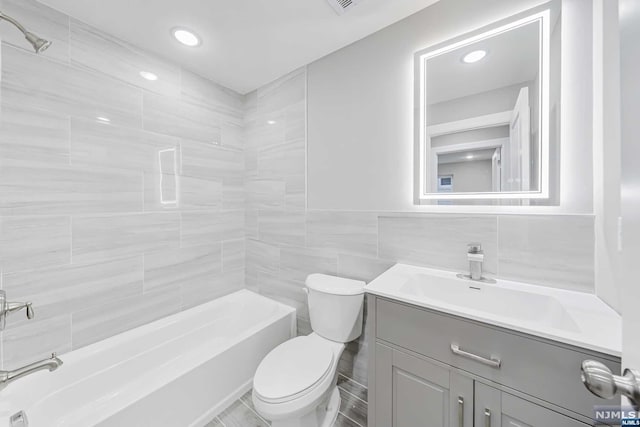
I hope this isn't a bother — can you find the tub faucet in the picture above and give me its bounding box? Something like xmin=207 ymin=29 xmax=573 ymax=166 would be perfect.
xmin=0 ymin=353 xmax=63 ymax=391
xmin=0 ymin=290 xmax=34 ymax=331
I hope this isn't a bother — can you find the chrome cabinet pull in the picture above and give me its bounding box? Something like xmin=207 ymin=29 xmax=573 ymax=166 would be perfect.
xmin=484 ymin=408 xmax=491 ymax=427
xmin=457 ymin=396 xmax=464 ymax=427
xmin=451 ymin=343 xmax=501 ymax=369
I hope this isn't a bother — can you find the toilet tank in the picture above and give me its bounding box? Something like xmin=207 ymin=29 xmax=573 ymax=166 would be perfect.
xmin=305 ymin=274 xmax=365 ymax=343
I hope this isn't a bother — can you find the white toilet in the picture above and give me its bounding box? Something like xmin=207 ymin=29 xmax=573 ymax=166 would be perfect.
xmin=252 ymin=273 xmax=365 ymax=427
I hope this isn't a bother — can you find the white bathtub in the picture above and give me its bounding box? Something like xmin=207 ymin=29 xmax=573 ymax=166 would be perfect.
xmin=0 ymin=290 xmax=296 ymax=427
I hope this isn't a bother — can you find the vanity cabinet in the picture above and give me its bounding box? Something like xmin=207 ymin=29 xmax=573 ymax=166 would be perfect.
xmin=368 ymin=296 xmax=621 ymax=427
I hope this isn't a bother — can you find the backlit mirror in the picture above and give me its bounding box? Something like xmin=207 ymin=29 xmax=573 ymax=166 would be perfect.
xmin=415 ymin=8 xmax=556 ymax=202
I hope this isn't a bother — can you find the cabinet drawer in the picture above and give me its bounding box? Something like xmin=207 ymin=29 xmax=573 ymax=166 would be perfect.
xmin=375 ymin=298 xmax=620 ymax=418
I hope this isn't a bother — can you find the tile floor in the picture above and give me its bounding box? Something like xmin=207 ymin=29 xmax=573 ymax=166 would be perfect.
xmin=205 ymin=374 xmax=368 ymax=427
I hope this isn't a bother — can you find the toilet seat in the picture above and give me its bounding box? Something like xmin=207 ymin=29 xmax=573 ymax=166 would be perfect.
xmin=253 ymin=336 xmax=335 ymax=404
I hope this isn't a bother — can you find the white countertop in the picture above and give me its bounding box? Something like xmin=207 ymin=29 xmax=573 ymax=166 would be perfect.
xmin=365 ymin=264 xmax=622 ymax=357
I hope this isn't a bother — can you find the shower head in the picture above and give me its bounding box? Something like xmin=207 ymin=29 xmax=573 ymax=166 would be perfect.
xmin=24 ymin=31 xmax=52 ymax=53
xmin=0 ymin=11 xmax=52 ymax=54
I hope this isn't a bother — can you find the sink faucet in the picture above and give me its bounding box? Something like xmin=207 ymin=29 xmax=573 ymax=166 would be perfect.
xmin=467 ymin=243 xmax=484 ymax=280
xmin=0 ymin=353 xmax=63 ymax=391
xmin=457 ymin=243 xmax=496 ymax=283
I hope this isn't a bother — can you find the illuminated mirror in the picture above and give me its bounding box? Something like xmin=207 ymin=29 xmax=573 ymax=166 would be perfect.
xmin=415 ymin=8 xmax=555 ymax=202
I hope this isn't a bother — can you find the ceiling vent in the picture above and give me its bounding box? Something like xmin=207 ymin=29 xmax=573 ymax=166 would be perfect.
xmin=327 ymin=0 xmax=363 ymax=15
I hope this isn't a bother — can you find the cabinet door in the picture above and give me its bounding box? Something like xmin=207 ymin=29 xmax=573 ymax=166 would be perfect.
xmin=501 ymin=393 xmax=589 ymax=427
xmin=475 ymin=383 xmax=589 ymax=427
xmin=450 ymin=372 xmax=473 ymax=427
xmin=375 ymin=343 xmax=464 ymax=427
xmin=475 ymin=382 xmax=502 ymax=427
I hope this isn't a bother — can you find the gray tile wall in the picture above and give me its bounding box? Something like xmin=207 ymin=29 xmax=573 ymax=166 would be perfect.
xmin=245 ymin=68 xmax=596 ymax=393
xmin=0 ymin=0 xmax=245 ymax=368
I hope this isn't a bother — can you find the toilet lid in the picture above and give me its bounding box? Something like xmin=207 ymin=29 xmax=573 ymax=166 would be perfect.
xmin=253 ymin=336 xmax=334 ymax=403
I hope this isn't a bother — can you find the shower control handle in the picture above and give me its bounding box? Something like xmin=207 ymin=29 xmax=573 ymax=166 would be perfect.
xmin=0 ymin=290 xmax=35 ymax=331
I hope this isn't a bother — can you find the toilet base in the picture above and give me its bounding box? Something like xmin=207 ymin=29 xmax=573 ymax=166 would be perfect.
xmin=323 ymin=386 xmax=341 ymax=427
xmin=271 ymin=386 xmax=341 ymax=427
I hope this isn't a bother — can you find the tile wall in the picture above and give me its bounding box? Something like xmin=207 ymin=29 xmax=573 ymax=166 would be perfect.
xmin=0 ymin=0 xmax=245 ymax=368
xmin=244 ymin=68 xmax=596 ymax=407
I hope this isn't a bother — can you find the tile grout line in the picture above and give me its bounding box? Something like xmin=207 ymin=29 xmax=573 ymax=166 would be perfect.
xmin=67 ymin=15 xmax=71 ymax=65
xmin=338 ymin=410 xmax=365 ymax=427
xmin=338 ymin=384 xmax=368 ymax=406
xmin=239 ymin=397 xmax=271 ymax=425
xmin=67 ymin=114 xmax=72 ymax=166
xmin=142 ymin=252 xmax=146 ymax=294
xmin=338 ymin=373 xmax=368 ymax=394
xmin=69 ymin=312 xmax=75 ymax=351
xmin=220 ymin=240 xmax=225 ymax=273
xmin=69 ymin=216 xmax=73 ymax=265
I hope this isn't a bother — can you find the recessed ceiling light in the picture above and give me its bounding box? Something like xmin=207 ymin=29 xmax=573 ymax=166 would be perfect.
xmin=466 ymin=154 xmax=474 ymax=159
xmin=462 ymin=50 xmax=487 ymax=64
xmin=140 ymin=71 xmax=158 ymax=81
xmin=96 ymin=116 xmax=111 ymax=123
xmin=172 ymin=28 xmax=201 ymax=47
xmin=267 ymin=120 xmax=277 ymax=125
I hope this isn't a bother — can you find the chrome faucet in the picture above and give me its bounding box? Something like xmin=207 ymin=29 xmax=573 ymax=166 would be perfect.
xmin=457 ymin=243 xmax=496 ymax=283
xmin=0 ymin=290 xmax=34 ymax=331
xmin=0 ymin=353 xmax=63 ymax=391
xmin=467 ymin=243 xmax=484 ymax=280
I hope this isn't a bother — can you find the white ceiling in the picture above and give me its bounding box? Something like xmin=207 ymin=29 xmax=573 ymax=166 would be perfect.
xmin=39 ymin=0 xmax=440 ymax=94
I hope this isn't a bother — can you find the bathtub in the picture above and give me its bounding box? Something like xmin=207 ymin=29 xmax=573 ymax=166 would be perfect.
xmin=0 ymin=290 xmax=296 ymax=427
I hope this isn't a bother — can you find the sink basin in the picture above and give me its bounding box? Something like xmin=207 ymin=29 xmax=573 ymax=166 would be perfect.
xmin=365 ymin=263 xmax=622 ymax=356
xmin=399 ymin=274 xmax=580 ymax=333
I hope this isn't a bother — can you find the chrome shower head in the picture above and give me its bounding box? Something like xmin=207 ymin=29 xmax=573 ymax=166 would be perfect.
xmin=24 ymin=31 xmax=52 ymax=53
xmin=0 ymin=11 xmax=52 ymax=54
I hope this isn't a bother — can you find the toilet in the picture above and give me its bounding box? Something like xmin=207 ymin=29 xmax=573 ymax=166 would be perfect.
xmin=252 ymin=273 xmax=365 ymax=427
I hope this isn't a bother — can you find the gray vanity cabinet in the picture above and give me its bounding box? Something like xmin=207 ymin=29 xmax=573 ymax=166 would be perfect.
xmin=374 ymin=342 xmax=584 ymax=427
xmin=368 ymin=295 xmax=620 ymax=427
